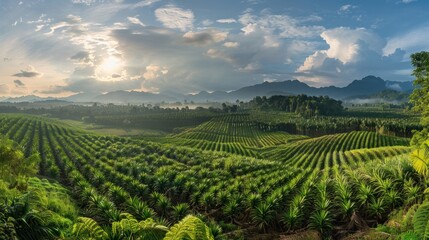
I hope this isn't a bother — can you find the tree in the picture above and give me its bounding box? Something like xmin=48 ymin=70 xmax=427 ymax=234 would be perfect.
xmin=410 ymin=51 xmax=429 ymax=126
xmin=409 ymin=52 xmax=429 ymax=187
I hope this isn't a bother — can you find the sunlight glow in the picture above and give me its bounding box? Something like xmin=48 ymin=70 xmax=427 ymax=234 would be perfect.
xmin=96 ymin=56 xmax=123 ymax=81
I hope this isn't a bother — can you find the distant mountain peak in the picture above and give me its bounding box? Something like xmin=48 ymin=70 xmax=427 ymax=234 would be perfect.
xmin=1 ymin=75 xmax=414 ymax=103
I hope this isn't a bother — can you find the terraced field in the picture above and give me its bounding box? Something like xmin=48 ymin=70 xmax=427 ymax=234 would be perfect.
xmin=165 ymin=114 xmax=307 ymax=157
xmin=0 ymin=114 xmax=422 ymax=238
xmin=263 ymin=131 xmax=410 ymax=169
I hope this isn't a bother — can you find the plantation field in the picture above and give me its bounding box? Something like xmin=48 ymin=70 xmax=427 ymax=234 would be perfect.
xmin=248 ymin=110 xmax=421 ymax=138
xmin=263 ymin=131 xmax=410 ymax=168
xmin=0 ymin=113 xmax=423 ymax=239
xmin=58 ymin=118 xmax=168 ymax=137
xmin=157 ymin=114 xmax=307 ymax=157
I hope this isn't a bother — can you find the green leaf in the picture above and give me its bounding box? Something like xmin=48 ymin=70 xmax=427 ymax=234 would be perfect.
xmin=138 ymin=218 xmax=168 ymax=240
xmin=164 ymin=215 xmax=214 ymax=240
xmin=413 ymin=202 xmax=429 ymax=240
xmin=72 ymin=217 xmax=108 ymax=240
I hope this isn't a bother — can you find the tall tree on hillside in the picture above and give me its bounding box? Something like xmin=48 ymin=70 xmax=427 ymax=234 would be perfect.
xmin=409 ymin=52 xmax=429 ymax=187
xmin=410 ymin=51 xmax=429 ymax=126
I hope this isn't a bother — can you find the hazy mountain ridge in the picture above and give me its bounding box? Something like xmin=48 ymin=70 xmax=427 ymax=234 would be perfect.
xmin=187 ymin=75 xmax=413 ymax=102
xmin=0 ymin=76 xmax=413 ymax=104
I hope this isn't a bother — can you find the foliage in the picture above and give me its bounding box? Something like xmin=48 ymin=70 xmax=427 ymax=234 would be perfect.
xmin=0 ymin=114 xmax=423 ymax=239
xmin=0 ymin=137 xmax=38 ymax=185
xmin=410 ymin=140 xmax=429 ymax=178
xmin=72 ymin=215 xmax=213 ymax=240
xmin=72 ymin=217 xmax=108 ymax=239
xmin=0 ymin=194 xmax=57 ymax=240
xmin=410 ymin=51 xmax=429 ymax=126
xmin=165 ymin=114 xmax=307 ymax=156
xmin=247 ymin=95 xmax=344 ymax=117
xmin=164 ymin=215 xmax=214 ymax=240
xmin=412 ymin=202 xmax=429 ymax=240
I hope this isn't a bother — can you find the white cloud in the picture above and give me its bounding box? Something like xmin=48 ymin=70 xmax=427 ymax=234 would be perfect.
xmin=201 ymin=19 xmax=213 ymax=26
xmin=298 ymin=50 xmax=328 ymax=72
xmin=155 ymin=6 xmax=194 ymax=31
xmin=223 ymin=42 xmax=239 ymax=48
xmin=127 ymin=16 xmax=145 ymax=26
xmin=383 ymin=25 xmax=429 ymax=56
xmin=71 ymin=0 xmax=97 ymax=5
xmin=400 ymin=0 xmax=416 ymax=3
xmin=238 ymin=12 xmax=324 ymax=39
xmin=206 ymin=48 xmax=234 ymax=63
xmin=299 ymin=27 xmax=383 ymax=72
xmin=131 ymin=0 xmax=161 ymax=8
xmin=216 ymin=18 xmax=237 ymax=24
xmin=338 ymin=4 xmax=357 ymax=14
xmin=27 ymin=14 xmax=52 ymax=24
xmin=35 ymin=25 xmax=45 ymax=32
xmin=296 ymin=27 xmax=410 ymax=86
xmin=143 ymin=64 xmax=168 ymax=80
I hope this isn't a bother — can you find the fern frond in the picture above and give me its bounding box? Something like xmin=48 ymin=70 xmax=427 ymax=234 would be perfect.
xmin=410 ymin=143 xmax=429 ymax=178
xmin=413 ymin=202 xmax=429 ymax=240
xmin=164 ymin=215 xmax=214 ymax=240
xmin=72 ymin=217 xmax=108 ymax=240
xmin=138 ymin=218 xmax=168 ymax=240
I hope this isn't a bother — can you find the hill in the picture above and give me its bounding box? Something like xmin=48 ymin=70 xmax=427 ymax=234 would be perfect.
xmin=188 ymin=76 xmax=413 ymax=102
xmin=0 ymin=76 xmax=413 ymax=103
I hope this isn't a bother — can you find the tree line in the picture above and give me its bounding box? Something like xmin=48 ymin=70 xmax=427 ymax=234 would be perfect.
xmin=246 ymin=95 xmax=344 ymax=117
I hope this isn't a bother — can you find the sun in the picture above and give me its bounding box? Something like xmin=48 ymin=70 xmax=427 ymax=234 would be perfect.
xmin=96 ymin=56 xmax=123 ymax=81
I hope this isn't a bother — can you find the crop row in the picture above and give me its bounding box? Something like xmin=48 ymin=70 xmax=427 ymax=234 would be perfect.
xmin=0 ymin=114 xmax=422 ymax=236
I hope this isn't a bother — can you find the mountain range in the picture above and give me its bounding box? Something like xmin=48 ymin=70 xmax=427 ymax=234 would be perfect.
xmin=0 ymin=76 xmax=413 ymax=104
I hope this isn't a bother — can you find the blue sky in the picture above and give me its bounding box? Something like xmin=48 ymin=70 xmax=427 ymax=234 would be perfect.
xmin=0 ymin=0 xmax=428 ymax=96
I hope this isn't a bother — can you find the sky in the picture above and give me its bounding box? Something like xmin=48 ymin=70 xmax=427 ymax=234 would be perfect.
xmin=0 ymin=0 xmax=428 ymax=97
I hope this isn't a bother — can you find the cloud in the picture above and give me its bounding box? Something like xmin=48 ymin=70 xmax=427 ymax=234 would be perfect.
xmin=223 ymin=42 xmax=239 ymax=48
xmin=42 ymin=77 xmax=143 ymax=94
xmin=238 ymin=12 xmax=325 ymax=39
xmin=400 ymin=0 xmax=416 ymax=3
xmin=12 ymin=65 xmax=43 ymax=78
xmin=143 ymin=64 xmax=168 ymax=80
xmin=155 ymin=6 xmax=194 ymax=31
xmin=35 ymin=25 xmax=45 ymax=32
xmin=247 ymin=0 xmax=265 ymax=4
xmin=46 ymin=14 xmax=82 ymax=35
xmin=109 ymin=27 xmax=256 ymax=92
xmin=216 ymin=18 xmax=237 ymax=24
xmin=183 ymin=29 xmax=228 ymax=45
xmin=383 ymin=25 xmax=429 ymax=56
xmin=201 ymin=19 xmax=213 ymax=26
xmin=13 ymin=80 xmax=25 ymax=87
xmin=299 ymin=27 xmax=383 ymax=71
xmin=206 ymin=48 xmax=234 ymax=63
xmin=71 ymin=0 xmax=97 ymax=5
xmin=0 ymin=84 xmax=10 ymax=94
xmin=131 ymin=0 xmax=161 ymax=8
xmin=297 ymin=27 xmax=410 ymax=86
xmin=27 ymin=14 xmax=52 ymax=25
xmin=338 ymin=4 xmax=357 ymax=14
xmin=127 ymin=16 xmax=145 ymax=26
xmin=70 ymin=51 xmax=92 ymax=63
